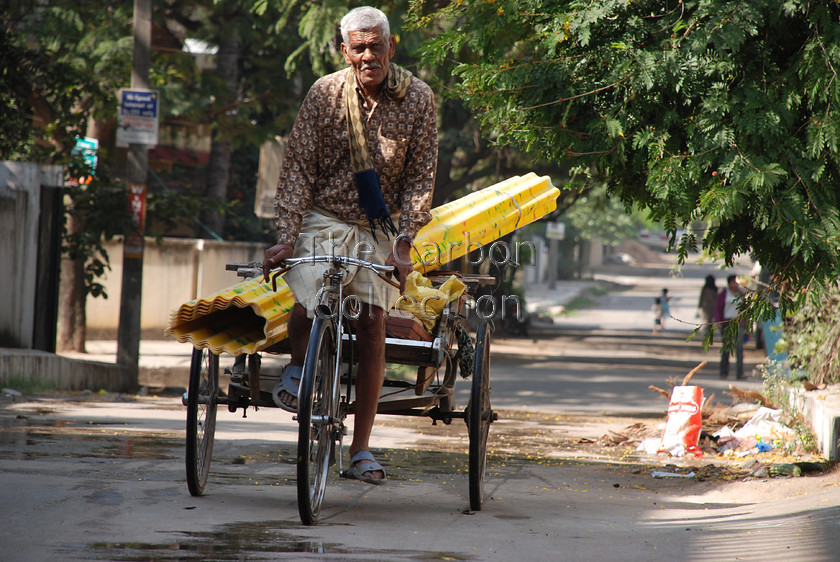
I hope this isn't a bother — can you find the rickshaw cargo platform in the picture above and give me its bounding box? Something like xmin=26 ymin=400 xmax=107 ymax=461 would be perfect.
xmin=164 ymin=173 xmax=559 ymax=356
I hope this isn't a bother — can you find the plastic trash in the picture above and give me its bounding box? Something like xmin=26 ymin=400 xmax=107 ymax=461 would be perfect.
xmin=657 ymin=386 xmax=704 ymax=457
xmin=756 ymin=439 xmax=774 ymax=453
xmin=652 ymin=471 xmax=696 ymax=478
xmin=734 ymin=407 xmax=795 ymax=441
xmin=636 ymin=437 xmax=662 ymax=455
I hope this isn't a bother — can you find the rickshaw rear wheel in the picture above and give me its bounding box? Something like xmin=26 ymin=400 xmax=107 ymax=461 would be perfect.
xmin=468 ymin=321 xmax=492 ymax=511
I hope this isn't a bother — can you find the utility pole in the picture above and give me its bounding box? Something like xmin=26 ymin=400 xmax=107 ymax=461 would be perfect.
xmin=545 ymin=222 xmax=564 ymax=291
xmin=547 ymin=237 xmax=559 ymax=290
xmin=116 ymin=0 xmax=151 ymax=389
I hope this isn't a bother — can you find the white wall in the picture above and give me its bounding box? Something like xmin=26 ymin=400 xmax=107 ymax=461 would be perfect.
xmin=86 ymin=237 xmax=265 ymax=338
xmin=0 ymin=162 xmax=63 ymax=348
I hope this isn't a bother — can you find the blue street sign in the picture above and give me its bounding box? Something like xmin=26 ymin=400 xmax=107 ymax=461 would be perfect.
xmin=116 ymin=89 xmax=159 ymax=147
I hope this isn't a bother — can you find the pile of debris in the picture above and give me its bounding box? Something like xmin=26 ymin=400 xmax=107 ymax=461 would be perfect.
xmin=600 ymin=361 xmax=825 ymax=478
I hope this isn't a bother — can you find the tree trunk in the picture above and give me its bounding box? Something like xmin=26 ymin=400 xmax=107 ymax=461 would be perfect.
xmin=432 ymin=156 xmax=453 ymax=207
xmin=56 ymin=112 xmax=114 ymax=353
xmin=56 ymin=212 xmax=86 ymax=352
xmin=202 ymin=31 xmax=241 ymax=238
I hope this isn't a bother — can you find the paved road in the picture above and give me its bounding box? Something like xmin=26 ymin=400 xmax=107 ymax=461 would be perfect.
xmin=1 ymin=392 xmax=837 ymax=562
xmin=2 ymin=257 xmax=838 ymax=561
xmin=468 ymin=258 xmax=766 ymax=415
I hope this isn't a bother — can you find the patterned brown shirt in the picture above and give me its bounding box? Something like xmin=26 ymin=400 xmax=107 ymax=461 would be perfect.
xmin=274 ymin=68 xmax=438 ymax=247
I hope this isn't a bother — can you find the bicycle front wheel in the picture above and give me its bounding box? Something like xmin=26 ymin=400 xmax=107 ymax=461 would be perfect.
xmin=186 ymin=347 xmax=219 ymax=496
xmin=296 ymin=316 xmax=338 ymax=526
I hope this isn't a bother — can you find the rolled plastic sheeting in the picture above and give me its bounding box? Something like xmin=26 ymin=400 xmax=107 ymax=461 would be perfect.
xmin=165 ymin=173 xmax=559 ymax=355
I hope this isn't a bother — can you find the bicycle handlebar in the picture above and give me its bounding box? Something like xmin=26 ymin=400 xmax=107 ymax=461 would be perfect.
xmin=280 ymin=255 xmax=395 ymax=273
xmin=270 ymin=255 xmax=397 ymax=292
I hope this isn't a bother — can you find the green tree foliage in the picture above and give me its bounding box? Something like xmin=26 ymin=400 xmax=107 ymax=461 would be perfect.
xmin=563 ymin=183 xmax=647 ymax=246
xmin=1 ymin=1 xmax=112 ymax=161
xmin=780 ymin=283 xmax=840 ymax=386
xmin=1 ymin=1 xmax=135 ymax=306
xmin=409 ymin=0 xmax=840 ymax=320
xmin=152 ymin=0 xmax=318 ymax=238
xmin=1 ymin=1 xmax=313 ymax=259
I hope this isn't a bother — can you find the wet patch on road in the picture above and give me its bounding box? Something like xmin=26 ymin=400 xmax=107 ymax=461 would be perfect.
xmin=0 ymin=412 xmax=181 ymax=461
xmin=79 ymin=520 xmax=474 ymax=560
xmin=86 ymin=489 xmax=125 ymax=506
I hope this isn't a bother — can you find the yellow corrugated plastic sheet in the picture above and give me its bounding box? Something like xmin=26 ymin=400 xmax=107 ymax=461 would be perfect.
xmin=408 ymin=174 xmax=559 ymax=270
xmin=165 ymin=173 xmax=559 ymax=355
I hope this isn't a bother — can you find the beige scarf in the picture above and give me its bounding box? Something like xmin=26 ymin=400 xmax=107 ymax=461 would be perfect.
xmin=344 ymin=63 xmax=413 ymax=172
xmin=344 ymin=63 xmax=413 ymax=240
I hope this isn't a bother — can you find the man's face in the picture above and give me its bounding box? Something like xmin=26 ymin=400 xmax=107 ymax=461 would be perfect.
xmin=341 ymin=28 xmax=396 ymax=95
xmin=729 ymin=278 xmax=740 ymax=293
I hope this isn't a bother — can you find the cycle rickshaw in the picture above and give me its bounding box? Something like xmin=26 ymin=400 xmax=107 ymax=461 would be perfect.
xmin=182 ymin=254 xmax=496 ymax=525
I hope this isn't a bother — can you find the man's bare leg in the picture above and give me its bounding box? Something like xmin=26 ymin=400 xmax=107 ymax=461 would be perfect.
xmin=278 ymin=303 xmax=311 ymax=410
xmin=282 ymin=301 xmax=384 ymax=479
xmin=349 ymin=303 xmax=386 ymax=480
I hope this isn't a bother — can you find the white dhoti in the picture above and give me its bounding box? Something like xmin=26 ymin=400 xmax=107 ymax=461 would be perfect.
xmin=283 ymin=206 xmax=400 ymax=318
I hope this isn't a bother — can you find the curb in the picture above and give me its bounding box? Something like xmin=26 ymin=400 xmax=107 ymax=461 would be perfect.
xmin=791 ymin=387 xmax=840 ymax=460
xmin=0 ymin=348 xmax=133 ymax=393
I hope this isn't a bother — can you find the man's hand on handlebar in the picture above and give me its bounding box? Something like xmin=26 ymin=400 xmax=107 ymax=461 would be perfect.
xmin=263 ymin=243 xmax=294 ymax=283
xmin=385 ymin=238 xmax=413 ymax=294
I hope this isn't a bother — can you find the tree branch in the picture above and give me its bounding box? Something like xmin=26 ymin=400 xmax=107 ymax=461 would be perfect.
xmin=519 ymin=76 xmax=632 ymax=111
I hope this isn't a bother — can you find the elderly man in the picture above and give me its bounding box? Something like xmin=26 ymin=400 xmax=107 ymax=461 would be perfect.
xmin=262 ymin=6 xmax=437 ymax=485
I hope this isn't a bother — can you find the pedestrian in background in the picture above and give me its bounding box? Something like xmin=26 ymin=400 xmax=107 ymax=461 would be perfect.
xmin=659 ymin=288 xmax=671 ymax=330
xmin=652 ymin=297 xmax=663 ymax=333
xmin=698 ymin=275 xmax=717 ymax=340
xmin=714 ymin=274 xmax=745 ymax=379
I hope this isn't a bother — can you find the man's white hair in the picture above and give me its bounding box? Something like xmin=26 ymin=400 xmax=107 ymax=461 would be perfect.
xmin=340 ymin=6 xmax=390 ymax=44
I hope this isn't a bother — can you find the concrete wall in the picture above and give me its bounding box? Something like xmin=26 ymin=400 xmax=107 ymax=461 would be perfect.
xmin=0 ymin=348 xmax=132 ymax=392
xmin=0 ymin=162 xmax=64 ymax=348
xmin=86 ymin=237 xmax=265 ymax=338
